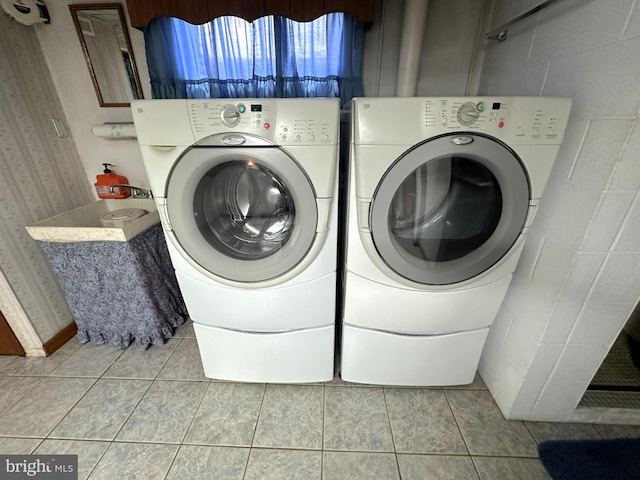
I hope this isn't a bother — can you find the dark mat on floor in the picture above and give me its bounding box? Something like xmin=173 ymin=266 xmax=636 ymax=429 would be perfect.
xmin=538 ymin=438 xmax=640 ymax=480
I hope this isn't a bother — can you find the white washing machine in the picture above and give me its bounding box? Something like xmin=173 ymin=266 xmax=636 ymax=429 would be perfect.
xmin=341 ymin=97 xmax=571 ymax=386
xmin=131 ymin=98 xmax=340 ymax=383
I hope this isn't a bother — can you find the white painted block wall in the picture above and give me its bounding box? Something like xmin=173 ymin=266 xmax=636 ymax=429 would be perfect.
xmin=476 ymin=0 xmax=640 ymax=422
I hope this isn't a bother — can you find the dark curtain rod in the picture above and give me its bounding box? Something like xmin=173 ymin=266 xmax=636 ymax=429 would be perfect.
xmin=485 ymin=0 xmax=565 ymax=41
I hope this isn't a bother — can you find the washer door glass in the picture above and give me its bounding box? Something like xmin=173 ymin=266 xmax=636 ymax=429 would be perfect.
xmin=370 ymin=133 xmax=530 ymax=285
xmin=195 ymin=161 xmax=295 ymax=260
xmin=390 ymin=156 xmax=502 ymax=262
xmin=166 ymin=143 xmax=318 ymax=283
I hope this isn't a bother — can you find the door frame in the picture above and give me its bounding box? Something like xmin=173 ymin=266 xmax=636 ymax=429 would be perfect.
xmin=0 ymin=271 xmax=44 ymax=356
xmin=0 ymin=309 xmax=26 ymax=356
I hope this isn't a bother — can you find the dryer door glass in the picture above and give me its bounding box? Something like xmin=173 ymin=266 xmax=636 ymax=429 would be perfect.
xmin=389 ymin=157 xmax=502 ymax=263
xmin=370 ymin=133 xmax=530 ymax=285
xmin=165 ymin=143 xmax=319 ymax=283
xmin=195 ymin=161 xmax=295 ymax=260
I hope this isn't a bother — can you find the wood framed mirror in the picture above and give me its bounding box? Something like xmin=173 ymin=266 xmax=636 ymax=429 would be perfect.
xmin=69 ymin=3 xmax=144 ymax=107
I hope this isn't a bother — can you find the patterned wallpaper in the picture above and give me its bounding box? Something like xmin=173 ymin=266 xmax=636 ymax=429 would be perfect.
xmin=0 ymin=14 xmax=94 ymax=352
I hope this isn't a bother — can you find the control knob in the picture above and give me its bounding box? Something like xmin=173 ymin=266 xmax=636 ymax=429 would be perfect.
xmin=220 ymin=104 xmax=241 ymax=127
xmin=457 ymin=102 xmax=481 ymax=126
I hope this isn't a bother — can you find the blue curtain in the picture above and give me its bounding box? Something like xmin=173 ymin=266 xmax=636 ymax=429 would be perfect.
xmin=143 ymin=13 xmax=364 ymax=104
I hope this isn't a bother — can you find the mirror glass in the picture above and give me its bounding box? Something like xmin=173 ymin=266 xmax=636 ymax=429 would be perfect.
xmin=69 ymin=3 xmax=144 ymax=107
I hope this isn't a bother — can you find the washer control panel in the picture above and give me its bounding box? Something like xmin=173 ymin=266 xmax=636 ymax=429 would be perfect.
xmin=187 ymin=99 xmax=338 ymax=145
xmin=189 ymin=101 xmax=274 ymax=136
xmin=276 ymin=119 xmax=334 ymax=144
xmin=456 ymin=101 xmax=483 ymax=126
xmin=219 ymin=103 xmax=242 ymax=127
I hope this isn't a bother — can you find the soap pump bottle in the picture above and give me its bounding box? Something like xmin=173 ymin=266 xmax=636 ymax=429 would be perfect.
xmin=95 ymin=163 xmax=131 ymax=199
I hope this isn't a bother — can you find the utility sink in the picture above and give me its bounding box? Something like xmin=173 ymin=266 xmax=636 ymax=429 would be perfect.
xmin=26 ymin=199 xmax=160 ymax=242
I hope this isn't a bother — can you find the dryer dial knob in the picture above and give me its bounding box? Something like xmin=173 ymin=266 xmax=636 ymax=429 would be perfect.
xmin=220 ymin=104 xmax=241 ymax=127
xmin=457 ymin=102 xmax=481 ymax=126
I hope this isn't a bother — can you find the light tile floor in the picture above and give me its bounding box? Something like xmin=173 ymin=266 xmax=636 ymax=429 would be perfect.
xmin=1 ymin=321 xmax=640 ymax=479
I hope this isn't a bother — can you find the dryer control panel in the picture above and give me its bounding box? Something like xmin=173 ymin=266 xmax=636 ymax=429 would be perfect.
xmin=424 ymin=97 xmax=572 ymax=145
xmin=351 ymin=97 xmax=571 ymax=147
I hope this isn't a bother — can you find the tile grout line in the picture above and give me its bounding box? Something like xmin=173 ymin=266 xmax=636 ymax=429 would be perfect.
xmin=0 ymin=374 xmax=47 ymax=422
xmin=39 ymin=341 xmax=116 ymax=480
xmin=320 ymin=384 xmax=326 ymax=480
xmin=162 ymin=376 xmax=213 ymax=479
xmin=442 ymin=388 xmax=482 ymax=479
xmin=83 ymin=439 xmax=111 ymax=480
xmin=243 ymin=383 xmax=268 ymax=480
xmin=381 ymin=386 xmax=402 ymax=479
xmin=102 ymin=376 xmax=155 ymax=444
xmin=39 ymin=342 xmax=108 ymax=439
xmin=177 ymin=378 xmax=211 ymax=444
xmin=40 ymin=377 xmax=100 ymax=441
xmin=85 ymin=337 xmax=203 ymax=480
xmin=42 ymin=327 xmax=211 ymax=478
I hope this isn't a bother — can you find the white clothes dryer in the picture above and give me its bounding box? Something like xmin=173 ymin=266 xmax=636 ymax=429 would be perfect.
xmin=341 ymin=97 xmax=571 ymax=386
xmin=132 ymin=98 xmax=340 ymax=383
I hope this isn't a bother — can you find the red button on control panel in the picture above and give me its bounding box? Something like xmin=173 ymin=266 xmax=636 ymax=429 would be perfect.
xmin=263 ymin=122 xmax=271 ymax=129
xmin=498 ymin=121 xmax=505 ymax=128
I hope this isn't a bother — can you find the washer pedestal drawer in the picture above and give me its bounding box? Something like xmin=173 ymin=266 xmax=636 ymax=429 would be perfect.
xmin=340 ymin=324 xmax=489 ymax=386
xmin=193 ymin=323 xmax=334 ymax=383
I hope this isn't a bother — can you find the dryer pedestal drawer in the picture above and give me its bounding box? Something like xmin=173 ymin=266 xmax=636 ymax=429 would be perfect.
xmin=193 ymin=323 xmax=334 ymax=383
xmin=340 ymin=324 xmax=489 ymax=386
